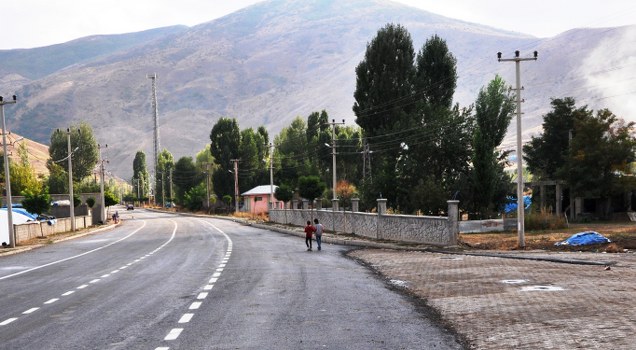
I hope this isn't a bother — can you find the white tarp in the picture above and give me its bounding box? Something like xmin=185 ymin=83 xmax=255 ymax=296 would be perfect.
xmin=0 ymin=208 xmax=37 ymax=246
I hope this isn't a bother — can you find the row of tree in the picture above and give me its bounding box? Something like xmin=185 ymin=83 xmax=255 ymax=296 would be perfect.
xmin=127 ymin=23 xmax=636 ymax=218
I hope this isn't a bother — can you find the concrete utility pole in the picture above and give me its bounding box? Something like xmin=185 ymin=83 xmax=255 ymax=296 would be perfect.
xmin=269 ymin=143 xmax=274 ymax=209
xmin=147 ymin=73 xmax=160 ymax=206
xmin=205 ymin=164 xmax=211 ymax=210
xmin=498 ymin=50 xmax=538 ymax=248
xmin=169 ymin=167 xmax=173 ymax=207
xmin=98 ymin=144 xmax=107 ymax=223
xmin=362 ymin=138 xmax=373 ymax=182
xmin=1 ymin=95 xmax=17 ymax=247
xmin=327 ymin=119 xmax=345 ymax=210
xmin=231 ymin=159 xmax=240 ymax=213
xmin=66 ymin=129 xmax=76 ymax=232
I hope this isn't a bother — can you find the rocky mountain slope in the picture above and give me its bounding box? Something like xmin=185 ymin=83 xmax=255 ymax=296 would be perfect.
xmin=1 ymin=0 xmax=634 ymax=180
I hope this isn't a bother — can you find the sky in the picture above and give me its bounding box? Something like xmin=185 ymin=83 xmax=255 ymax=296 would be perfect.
xmin=1 ymin=0 xmax=635 ymax=50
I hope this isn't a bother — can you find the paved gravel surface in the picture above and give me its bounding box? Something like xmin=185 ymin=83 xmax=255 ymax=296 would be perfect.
xmin=348 ymin=249 xmax=636 ymax=350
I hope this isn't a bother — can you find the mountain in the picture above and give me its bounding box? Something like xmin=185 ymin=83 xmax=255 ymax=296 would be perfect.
xmin=2 ymin=0 xmax=634 ymax=180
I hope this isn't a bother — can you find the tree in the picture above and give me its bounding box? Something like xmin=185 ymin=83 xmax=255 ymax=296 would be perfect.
xmin=156 ymin=149 xmax=174 ymax=205
xmin=210 ymin=118 xmax=240 ymax=198
xmin=414 ymin=34 xmax=457 ymax=109
xmin=523 ymin=98 xmax=586 ymax=180
xmin=239 ymin=128 xmax=265 ymax=192
xmin=173 ymin=156 xmax=202 ymax=204
xmin=104 ymin=190 xmax=118 ymax=207
xmin=46 ymin=162 xmax=67 ymax=194
xmin=353 ymin=24 xmax=416 ymax=209
xmin=298 ymin=175 xmax=326 ymax=202
xmin=21 ymin=190 xmax=51 ymax=218
xmin=275 ymin=184 xmax=294 ymax=207
xmin=468 ymin=75 xmax=515 ymax=218
xmin=336 ymin=180 xmax=357 ymax=209
xmin=132 ymin=151 xmax=150 ymax=200
xmin=48 ymin=122 xmax=99 ymax=183
xmin=183 ymin=183 xmax=207 ymax=211
xmin=274 ymin=117 xmax=311 ymax=190
xmin=559 ymin=108 xmax=636 ymax=216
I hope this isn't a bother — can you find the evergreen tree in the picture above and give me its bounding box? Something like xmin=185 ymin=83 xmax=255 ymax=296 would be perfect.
xmin=210 ymin=118 xmax=240 ymax=198
xmin=468 ymin=75 xmax=515 ymax=218
xmin=132 ymin=151 xmax=150 ymax=200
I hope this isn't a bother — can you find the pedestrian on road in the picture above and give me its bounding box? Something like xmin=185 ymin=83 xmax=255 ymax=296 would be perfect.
xmin=304 ymin=220 xmax=315 ymax=251
xmin=313 ymin=218 xmax=324 ymax=251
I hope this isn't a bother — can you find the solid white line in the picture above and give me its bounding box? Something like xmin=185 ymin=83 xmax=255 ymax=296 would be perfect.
xmin=0 ymin=221 xmax=148 ymax=281
xmin=197 ymin=292 xmax=208 ymax=300
xmin=89 ymin=279 xmax=100 ymax=284
xmin=164 ymin=328 xmax=183 ymax=341
xmin=77 ymin=284 xmax=88 ymax=289
xmin=189 ymin=302 xmax=202 ymax=310
xmin=23 ymin=307 xmax=39 ymax=314
xmin=62 ymin=291 xmax=74 ymax=296
xmin=44 ymin=298 xmax=59 ymax=304
xmin=178 ymin=313 xmax=194 ymax=323
xmin=203 ymin=284 xmax=214 ymax=291
xmin=0 ymin=318 xmax=18 ymax=326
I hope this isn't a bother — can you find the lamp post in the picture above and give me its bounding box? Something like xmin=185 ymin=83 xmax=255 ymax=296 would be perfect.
xmin=1 ymin=95 xmax=17 ymax=247
xmin=99 ymin=144 xmax=107 ymax=223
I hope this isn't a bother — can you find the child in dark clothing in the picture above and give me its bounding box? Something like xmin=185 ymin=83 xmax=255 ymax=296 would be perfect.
xmin=304 ymin=220 xmax=315 ymax=251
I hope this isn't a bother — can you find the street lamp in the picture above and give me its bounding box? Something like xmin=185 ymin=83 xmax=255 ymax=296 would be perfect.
xmin=1 ymin=95 xmax=17 ymax=247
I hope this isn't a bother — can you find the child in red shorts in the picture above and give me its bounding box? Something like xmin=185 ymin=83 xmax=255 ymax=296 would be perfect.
xmin=304 ymin=220 xmax=316 ymax=251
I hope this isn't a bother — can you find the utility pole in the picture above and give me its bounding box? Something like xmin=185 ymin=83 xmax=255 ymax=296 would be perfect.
xmin=134 ymin=178 xmax=140 ymax=204
xmin=66 ymin=129 xmax=76 ymax=232
xmin=161 ymin=171 xmax=166 ymax=208
xmin=147 ymin=73 xmax=160 ymax=206
xmin=327 ymin=119 xmax=345 ymax=210
xmin=498 ymin=50 xmax=538 ymax=249
xmin=0 ymin=95 xmax=17 ymax=247
xmin=362 ymin=138 xmax=373 ymax=182
xmin=169 ymin=167 xmax=173 ymax=207
xmin=205 ymin=163 xmax=211 ymax=211
xmin=269 ymin=143 xmax=274 ymax=209
xmin=231 ymin=159 xmax=240 ymax=213
xmin=98 ymin=144 xmax=107 ymax=223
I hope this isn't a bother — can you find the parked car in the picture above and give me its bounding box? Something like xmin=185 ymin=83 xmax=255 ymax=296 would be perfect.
xmin=126 ymin=204 xmax=134 ymax=210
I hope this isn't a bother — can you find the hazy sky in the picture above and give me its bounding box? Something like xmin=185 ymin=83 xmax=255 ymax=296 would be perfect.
xmin=1 ymin=0 xmax=635 ymax=50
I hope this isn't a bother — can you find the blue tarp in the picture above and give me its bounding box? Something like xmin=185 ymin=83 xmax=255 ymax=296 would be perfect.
xmin=555 ymin=231 xmax=611 ymax=246
xmin=504 ymin=195 xmax=532 ymax=214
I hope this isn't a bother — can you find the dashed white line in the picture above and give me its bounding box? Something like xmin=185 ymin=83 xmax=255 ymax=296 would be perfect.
xmin=120 ymin=266 xmax=128 ymax=270
xmin=155 ymin=347 xmax=170 ymax=350
xmin=77 ymin=284 xmax=88 ymax=290
xmin=212 ymin=272 xmax=221 ymax=278
xmin=203 ymin=284 xmax=214 ymax=291
xmin=22 ymin=307 xmax=39 ymax=314
xmin=101 ymin=274 xmax=110 ymax=278
xmin=189 ymin=302 xmax=202 ymax=310
xmin=44 ymin=298 xmax=59 ymax=304
xmin=0 ymin=318 xmax=18 ymax=326
xmin=111 ymin=270 xmax=119 ymax=274
xmin=209 ymin=277 xmax=218 ymax=283
xmin=89 ymin=279 xmax=100 ymax=284
xmin=178 ymin=313 xmax=194 ymax=323
xmin=62 ymin=291 xmax=74 ymax=296
xmin=196 ymin=292 xmax=208 ymax=300
xmin=164 ymin=328 xmax=183 ymax=341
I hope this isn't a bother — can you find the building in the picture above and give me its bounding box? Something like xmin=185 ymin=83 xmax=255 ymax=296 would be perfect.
xmin=241 ymin=185 xmax=280 ymax=214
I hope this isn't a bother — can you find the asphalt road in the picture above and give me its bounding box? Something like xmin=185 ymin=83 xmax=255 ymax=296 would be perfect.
xmin=0 ymin=209 xmax=462 ymax=349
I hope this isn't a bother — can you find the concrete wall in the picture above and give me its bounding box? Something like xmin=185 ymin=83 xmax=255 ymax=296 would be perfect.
xmin=13 ymin=214 xmax=92 ymax=244
xmin=269 ymin=200 xmax=459 ymax=247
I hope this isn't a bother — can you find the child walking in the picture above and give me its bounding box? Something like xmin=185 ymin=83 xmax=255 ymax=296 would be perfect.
xmin=304 ymin=220 xmax=315 ymax=251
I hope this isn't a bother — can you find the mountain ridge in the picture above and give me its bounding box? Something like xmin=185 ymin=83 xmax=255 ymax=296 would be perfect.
xmin=1 ymin=0 xmax=633 ymax=180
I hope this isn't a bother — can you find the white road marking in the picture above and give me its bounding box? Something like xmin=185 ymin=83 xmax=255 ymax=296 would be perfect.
xmin=164 ymin=328 xmax=183 ymax=340
xmin=0 ymin=318 xmax=18 ymax=326
xmin=209 ymin=277 xmax=218 ymax=283
xmin=62 ymin=291 xmax=74 ymax=296
xmin=212 ymin=272 xmax=221 ymax=278
xmin=44 ymin=298 xmax=59 ymax=304
xmin=189 ymin=302 xmax=202 ymax=310
xmin=178 ymin=313 xmax=194 ymax=323
xmin=111 ymin=270 xmax=120 ymax=274
xmin=22 ymin=307 xmax=39 ymax=314
xmin=203 ymin=284 xmax=214 ymax=290
xmin=215 ymin=268 xmax=223 ymax=272
xmin=101 ymin=274 xmax=110 ymax=278
xmin=77 ymin=284 xmax=88 ymax=289
xmin=219 ymin=263 xmax=226 ymax=268
xmin=120 ymin=266 xmax=128 ymax=270
xmin=155 ymin=347 xmax=170 ymax=350
xmin=197 ymin=292 xmax=208 ymax=300
xmin=0 ymin=221 xmax=148 ymax=281
xmin=89 ymin=279 xmax=100 ymax=284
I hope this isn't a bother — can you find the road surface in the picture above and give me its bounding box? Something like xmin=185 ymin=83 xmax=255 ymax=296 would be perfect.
xmin=0 ymin=209 xmax=462 ymax=349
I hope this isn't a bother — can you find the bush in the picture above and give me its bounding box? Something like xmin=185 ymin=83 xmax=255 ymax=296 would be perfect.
xmin=525 ymin=207 xmax=567 ymax=231
xmin=86 ymin=197 xmax=96 ymax=208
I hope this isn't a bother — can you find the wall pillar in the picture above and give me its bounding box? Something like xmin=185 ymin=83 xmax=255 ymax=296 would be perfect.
xmin=351 ymin=198 xmax=360 ymax=212
xmin=291 ymin=199 xmax=298 ymax=210
xmin=377 ymin=198 xmax=387 ymax=215
xmin=447 ymin=200 xmax=459 ymax=246
xmin=315 ymin=198 xmax=322 ymax=210
xmin=332 ymin=199 xmax=339 ymax=211
xmin=556 ymin=182 xmax=562 ymax=217
xmin=302 ymin=199 xmax=310 ymax=210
